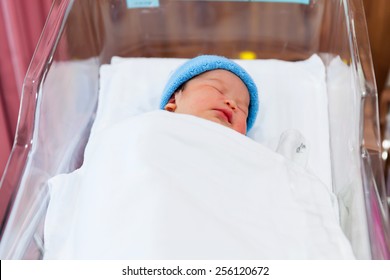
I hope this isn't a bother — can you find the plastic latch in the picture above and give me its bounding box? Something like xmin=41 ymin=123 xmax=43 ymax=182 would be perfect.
xmin=126 ymin=0 xmax=160 ymax=9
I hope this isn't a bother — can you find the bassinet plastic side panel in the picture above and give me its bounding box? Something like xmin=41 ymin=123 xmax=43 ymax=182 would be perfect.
xmin=0 ymin=0 xmax=80 ymax=258
xmin=344 ymin=0 xmax=390 ymax=258
xmin=0 ymin=0 xmax=389 ymax=259
xmin=332 ymin=0 xmax=390 ymax=259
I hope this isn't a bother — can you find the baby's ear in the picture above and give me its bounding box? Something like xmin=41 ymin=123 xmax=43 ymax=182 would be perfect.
xmin=164 ymin=95 xmax=177 ymax=112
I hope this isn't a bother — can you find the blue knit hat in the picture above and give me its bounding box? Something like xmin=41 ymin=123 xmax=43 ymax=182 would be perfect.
xmin=160 ymin=55 xmax=259 ymax=132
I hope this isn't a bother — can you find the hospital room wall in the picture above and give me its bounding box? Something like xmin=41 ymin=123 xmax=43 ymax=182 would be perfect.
xmin=0 ymin=0 xmax=52 ymax=179
xmin=363 ymin=0 xmax=390 ymax=98
xmin=364 ymin=0 xmax=390 ymax=137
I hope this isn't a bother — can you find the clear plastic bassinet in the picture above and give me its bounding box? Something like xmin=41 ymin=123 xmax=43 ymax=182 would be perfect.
xmin=0 ymin=0 xmax=389 ymax=259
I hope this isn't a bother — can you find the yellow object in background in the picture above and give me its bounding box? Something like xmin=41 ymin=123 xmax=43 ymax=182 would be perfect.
xmin=239 ymin=51 xmax=257 ymax=60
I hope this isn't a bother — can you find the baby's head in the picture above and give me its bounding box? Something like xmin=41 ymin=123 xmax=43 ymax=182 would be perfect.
xmin=160 ymin=55 xmax=258 ymax=135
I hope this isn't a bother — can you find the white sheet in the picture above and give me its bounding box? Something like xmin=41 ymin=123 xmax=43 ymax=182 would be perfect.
xmin=44 ymin=111 xmax=355 ymax=259
xmin=94 ymin=55 xmax=332 ymax=189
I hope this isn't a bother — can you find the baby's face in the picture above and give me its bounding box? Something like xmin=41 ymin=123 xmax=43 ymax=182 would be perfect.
xmin=172 ymin=70 xmax=250 ymax=134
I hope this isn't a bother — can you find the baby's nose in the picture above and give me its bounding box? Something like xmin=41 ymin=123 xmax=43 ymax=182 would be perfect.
xmin=225 ymin=99 xmax=237 ymax=110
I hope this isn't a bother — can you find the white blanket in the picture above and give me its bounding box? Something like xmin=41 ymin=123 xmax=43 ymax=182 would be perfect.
xmin=44 ymin=111 xmax=355 ymax=259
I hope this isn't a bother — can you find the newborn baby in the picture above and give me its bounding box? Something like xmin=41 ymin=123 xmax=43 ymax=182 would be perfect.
xmin=159 ymin=55 xmax=259 ymax=134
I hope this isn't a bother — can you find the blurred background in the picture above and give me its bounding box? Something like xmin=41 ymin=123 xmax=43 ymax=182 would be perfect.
xmin=0 ymin=0 xmax=389 ymax=180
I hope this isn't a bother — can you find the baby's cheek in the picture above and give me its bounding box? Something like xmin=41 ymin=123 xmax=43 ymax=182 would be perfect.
xmin=234 ymin=119 xmax=247 ymax=135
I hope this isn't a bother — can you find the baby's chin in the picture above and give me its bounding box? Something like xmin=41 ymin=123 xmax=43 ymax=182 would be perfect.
xmin=206 ymin=116 xmax=245 ymax=135
xmin=174 ymin=111 xmax=245 ymax=134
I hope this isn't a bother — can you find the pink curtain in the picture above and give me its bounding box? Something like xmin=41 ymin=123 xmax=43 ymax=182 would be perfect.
xmin=0 ymin=0 xmax=52 ymax=179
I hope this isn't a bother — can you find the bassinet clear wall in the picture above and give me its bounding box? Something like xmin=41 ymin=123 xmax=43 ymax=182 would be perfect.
xmin=0 ymin=0 xmax=389 ymax=259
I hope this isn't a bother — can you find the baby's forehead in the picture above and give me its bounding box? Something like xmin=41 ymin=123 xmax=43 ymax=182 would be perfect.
xmin=189 ymin=70 xmax=250 ymax=102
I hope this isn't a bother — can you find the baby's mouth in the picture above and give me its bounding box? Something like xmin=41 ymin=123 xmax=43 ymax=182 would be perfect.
xmin=213 ymin=108 xmax=232 ymax=124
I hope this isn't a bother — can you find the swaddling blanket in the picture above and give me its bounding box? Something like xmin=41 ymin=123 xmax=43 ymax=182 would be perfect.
xmin=44 ymin=111 xmax=355 ymax=259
